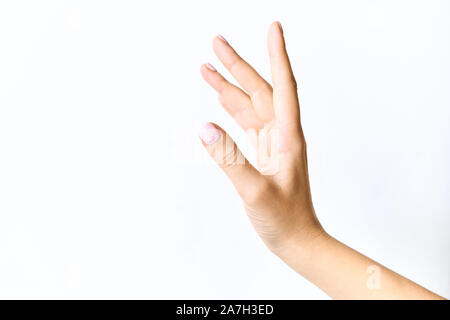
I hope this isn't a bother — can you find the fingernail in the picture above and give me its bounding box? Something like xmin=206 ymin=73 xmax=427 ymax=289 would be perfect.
xmin=199 ymin=122 xmax=221 ymax=145
xmin=205 ymin=63 xmax=216 ymax=72
xmin=276 ymin=21 xmax=283 ymax=34
xmin=217 ymin=34 xmax=228 ymax=44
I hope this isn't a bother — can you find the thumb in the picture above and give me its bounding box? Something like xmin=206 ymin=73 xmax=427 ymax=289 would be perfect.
xmin=199 ymin=122 xmax=265 ymax=201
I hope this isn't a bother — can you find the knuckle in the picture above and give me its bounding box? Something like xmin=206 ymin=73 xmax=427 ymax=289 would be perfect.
xmin=250 ymin=83 xmax=272 ymax=101
xmin=213 ymin=138 xmax=245 ymax=167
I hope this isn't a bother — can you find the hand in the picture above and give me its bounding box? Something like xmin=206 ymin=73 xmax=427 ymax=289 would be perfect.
xmin=199 ymin=22 xmax=324 ymax=253
xmin=199 ymin=22 xmax=444 ymax=300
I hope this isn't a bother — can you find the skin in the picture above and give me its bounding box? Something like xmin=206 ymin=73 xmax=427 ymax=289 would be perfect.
xmin=199 ymin=22 xmax=445 ymax=300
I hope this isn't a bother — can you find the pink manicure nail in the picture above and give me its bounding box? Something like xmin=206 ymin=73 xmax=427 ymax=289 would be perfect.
xmin=217 ymin=34 xmax=228 ymax=44
xmin=199 ymin=122 xmax=221 ymax=145
xmin=205 ymin=63 xmax=216 ymax=72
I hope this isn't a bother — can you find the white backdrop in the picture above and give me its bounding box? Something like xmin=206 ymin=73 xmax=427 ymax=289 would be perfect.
xmin=0 ymin=0 xmax=448 ymax=299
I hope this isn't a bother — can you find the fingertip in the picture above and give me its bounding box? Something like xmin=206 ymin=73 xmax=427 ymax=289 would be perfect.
xmin=212 ymin=36 xmax=223 ymax=52
xmin=200 ymin=63 xmax=217 ymax=80
xmin=213 ymin=34 xmax=228 ymax=47
xmin=269 ymin=21 xmax=283 ymax=39
xmin=217 ymin=34 xmax=228 ymax=44
xmin=269 ymin=21 xmax=280 ymax=33
xmin=268 ymin=21 xmax=286 ymax=56
xmin=213 ymin=34 xmax=231 ymax=56
xmin=198 ymin=122 xmax=222 ymax=146
xmin=275 ymin=21 xmax=283 ymax=33
xmin=200 ymin=64 xmax=209 ymax=80
xmin=213 ymin=35 xmax=221 ymax=46
xmin=205 ymin=62 xmax=216 ymax=72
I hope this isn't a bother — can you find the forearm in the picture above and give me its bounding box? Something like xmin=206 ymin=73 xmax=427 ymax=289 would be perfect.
xmin=277 ymin=231 xmax=444 ymax=300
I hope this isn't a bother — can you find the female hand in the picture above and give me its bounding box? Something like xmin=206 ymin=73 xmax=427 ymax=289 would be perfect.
xmin=199 ymin=22 xmax=324 ymax=254
xmin=199 ymin=22 xmax=443 ymax=300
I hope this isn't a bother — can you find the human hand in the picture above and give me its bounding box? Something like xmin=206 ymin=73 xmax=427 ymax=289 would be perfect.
xmin=198 ymin=22 xmax=444 ymax=300
xmin=199 ymin=22 xmax=325 ymax=254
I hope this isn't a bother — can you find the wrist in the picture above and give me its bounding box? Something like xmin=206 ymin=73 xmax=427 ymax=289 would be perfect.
xmin=272 ymin=222 xmax=331 ymax=261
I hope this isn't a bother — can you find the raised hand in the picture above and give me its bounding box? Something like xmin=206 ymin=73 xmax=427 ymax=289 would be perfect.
xmin=199 ymin=22 xmax=323 ymax=253
xmin=198 ymin=22 xmax=443 ymax=300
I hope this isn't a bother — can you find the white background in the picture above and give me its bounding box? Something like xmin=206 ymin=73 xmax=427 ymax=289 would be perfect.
xmin=0 ymin=0 xmax=448 ymax=299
